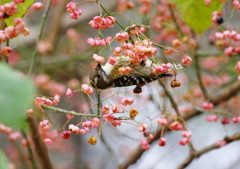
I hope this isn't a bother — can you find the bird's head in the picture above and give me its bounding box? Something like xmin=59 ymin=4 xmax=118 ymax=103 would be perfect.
xmin=90 ymin=63 xmax=111 ymax=89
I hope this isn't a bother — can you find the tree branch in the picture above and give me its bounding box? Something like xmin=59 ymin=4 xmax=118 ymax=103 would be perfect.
xmin=27 ymin=116 xmax=53 ymax=169
xmin=178 ymin=133 xmax=240 ymax=169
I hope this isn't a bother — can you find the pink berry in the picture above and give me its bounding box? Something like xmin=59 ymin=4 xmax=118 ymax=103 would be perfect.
xmin=121 ymin=98 xmax=128 ymax=106
xmin=148 ymin=133 xmax=154 ymax=141
xmin=93 ymin=54 xmax=105 ymax=64
xmin=101 ymin=104 xmax=110 ymax=114
xmin=182 ymin=55 xmax=192 ymax=66
xmin=139 ymin=124 xmax=147 ymax=132
xmin=39 ymin=120 xmax=50 ymax=130
xmin=235 ymin=61 xmax=240 ymax=73
xmin=224 ymin=47 xmax=234 ymax=56
xmin=232 ymin=116 xmax=240 ymax=123
xmin=179 ymin=138 xmax=190 ymax=146
xmin=169 ymin=121 xmax=183 ymax=131
xmin=112 ymin=104 xmax=119 ymax=113
xmin=140 ymin=139 xmax=150 ymax=150
xmin=221 ymin=117 xmax=230 ymax=125
xmin=87 ymin=38 xmax=95 ymax=46
xmin=44 ymin=138 xmax=53 ymax=145
xmin=157 ymin=118 xmax=168 ymax=126
xmin=126 ymin=97 xmax=134 ymax=105
xmin=114 ymin=47 xmax=122 ymax=55
xmin=172 ymin=39 xmax=182 ymax=47
xmin=32 ymin=2 xmax=44 ymax=11
xmin=61 ymin=131 xmax=71 ymax=139
xmin=66 ymin=2 xmax=76 ymax=13
xmin=202 ymin=102 xmax=214 ymax=111
xmin=181 ymin=130 xmax=192 ymax=138
xmin=81 ymin=84 xmax=93 ymax=95
xmin=118 ymin=67 xmax=126 ymax=75
xmin=79 ymin=128 xmax=87 ymax=135
xmin=66 ymin=88 xmax=73 ymax=98
xmin=158 ymin=137 xmax=167 ymax=146
xmin=92 ymin=118 xmax=100 ymax=128
xmin=115 ymin=32 xmax=129 ymax=42
xmin=0 ymin=46 xmax=12 ymax=56
xmin=206 ymin=114 xmax=218 ymax=122
xmin=108 ymin=56 xmax=117 ymax=65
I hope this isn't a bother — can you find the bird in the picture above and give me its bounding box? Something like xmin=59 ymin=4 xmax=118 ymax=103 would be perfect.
xmin=90 ymin=56 xmax=184 ymax=93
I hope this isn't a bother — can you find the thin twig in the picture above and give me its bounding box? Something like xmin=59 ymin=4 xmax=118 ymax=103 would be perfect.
xmin=27 ymin=0 xmax=52 ymax=76
xmin=42 ymin=105 xmax=102 ymax=118
xmin=167 ymin=4 xmax=182 ymax=37
xmin=96 ymin=0 xmax=125 ymax=29
xmin=158 ymin=79 xmax=180 ymax=116
xmin=194 ymin=54 xmax=209 ymax=100
xmin=97 ymin=89 xmax=101 ymax=116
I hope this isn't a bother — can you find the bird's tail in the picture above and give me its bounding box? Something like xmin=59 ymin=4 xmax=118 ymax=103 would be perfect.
xmin=157 ymin=63 xmax=185 ymax=79
xmin=168 ymin=63 xmax=186 ymax=71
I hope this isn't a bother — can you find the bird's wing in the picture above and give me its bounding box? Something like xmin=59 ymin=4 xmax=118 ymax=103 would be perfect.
xmin=109 ymin=56 xmax=156 ymax=79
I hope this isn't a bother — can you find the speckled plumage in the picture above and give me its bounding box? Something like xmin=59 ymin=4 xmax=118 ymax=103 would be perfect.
xmin=90 ymin=56 xmax=184 ymax=89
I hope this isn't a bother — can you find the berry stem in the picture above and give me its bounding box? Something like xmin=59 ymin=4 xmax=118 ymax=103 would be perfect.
xmin=160 ymin=126 xmax=165 ymax=138
xmin=96 ymin=0 xmax=125 ymax=30
xmin=194 ymin=53 xmax=209 ymax=100
xmin=97 ymin=89 xmax=101 ymax=116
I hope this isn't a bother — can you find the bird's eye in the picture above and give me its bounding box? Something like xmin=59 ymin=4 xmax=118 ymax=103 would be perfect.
xmin=96 ymin=74 xmax=101 ymax=78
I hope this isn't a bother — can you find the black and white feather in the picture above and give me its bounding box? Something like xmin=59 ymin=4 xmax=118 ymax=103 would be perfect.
xmin=90 ymin=56 xmax=184 ymax=89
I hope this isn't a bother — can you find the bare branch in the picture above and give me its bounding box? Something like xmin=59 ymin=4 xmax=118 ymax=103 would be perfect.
xmin=178 ymin=133 xmax=240 ymax=169
xmin=28 ymin=116 xmax=53 ymax=169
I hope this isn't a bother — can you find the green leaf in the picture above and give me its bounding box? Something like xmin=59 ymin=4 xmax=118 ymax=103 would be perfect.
xmin=0 ymin=149 xmax=10 ymax=169
xmin=1 ymin=0 xmax=34 ymax=26
xmin=167 ymin=0 xmax=223 ymax=34
xmin=0 ymin=63 xmax=35 ymax=130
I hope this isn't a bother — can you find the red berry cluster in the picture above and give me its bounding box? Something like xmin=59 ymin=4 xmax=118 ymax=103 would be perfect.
xmin=139 ymin=117 xmax=194 ymax=150
xmin=66 ymin=2 xmax=82 ymax=20
xmin=0 ymin=18 xmax=29 ymax=42
xmin=0 ymin=1 xmax=18 ymax=19
xmin=212 ymin=11 xmax=224 ymax=25
xmin=35 ymin=95 xmax=60 ymax=106
xmin=89 ymin=16 xmax=116 ymax=29
xmin=232 ymin=0 xmax=240 ymax=9
xmin=68 ymin=118 xmax=99 ymax=135
xmin=215 ymin=30 xmax=240 ymax=56
xmin=87 ymin=36 xmax=112 ymax=47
